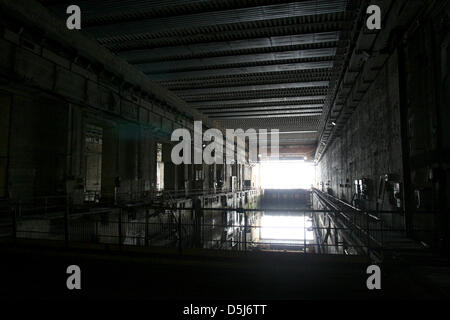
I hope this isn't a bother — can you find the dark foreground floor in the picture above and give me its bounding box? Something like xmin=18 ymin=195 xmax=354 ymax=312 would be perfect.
xmin=0 ymin=239 xmax=449 ymax=300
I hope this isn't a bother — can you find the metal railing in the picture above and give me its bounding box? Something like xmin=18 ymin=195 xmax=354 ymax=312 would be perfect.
xmin=311 ymin=188 xmax=441 ymax=257
xmin=85 ymin=187 xmax=260 ymax=205
xmin=8 ymin=203 xmax=436 ymax=260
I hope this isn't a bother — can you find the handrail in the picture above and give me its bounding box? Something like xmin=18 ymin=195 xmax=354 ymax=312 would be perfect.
xmin=312 ymin=188 xmax=384 ymax=258
xmin=312 ymin=188 xmax=381 ymax=222
xmin=9 ymin=202 xmax=437 ymax=258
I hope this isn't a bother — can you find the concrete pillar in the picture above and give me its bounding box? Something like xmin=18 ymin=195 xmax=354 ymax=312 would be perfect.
xmin=101 ymin=124 xmax=118 ymax=203
xmin=0 ymin=92 xmax=12 ymax=199
xmin=163 ymin=142 xmax=175 ymax=191
xmin=118 ymin=124 xmax=139 ymax=198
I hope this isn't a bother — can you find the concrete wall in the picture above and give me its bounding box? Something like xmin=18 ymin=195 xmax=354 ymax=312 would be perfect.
xmin=0 ymin=24 xmax=242 ymax=204
xmin=402 ymin=14 xmax=450 ymax=245
xmin=0 ymin=84 xmax=216 ymax=205
xmin=316 ymin=52 xmax=403 ymax=213
xmin=6 ymin=91 xmax=69 ymax=200
xmin=316 ymin=5 xmax=450 ymax=247
xmin=0 ymin=19 xmax=213 ymax=203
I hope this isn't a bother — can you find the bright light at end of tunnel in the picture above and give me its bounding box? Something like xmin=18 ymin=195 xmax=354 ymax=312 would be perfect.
xmin=259 ymin=160 xmax=315 ymax=189
xmin=260 ymin=215 xmax=314 ymax=241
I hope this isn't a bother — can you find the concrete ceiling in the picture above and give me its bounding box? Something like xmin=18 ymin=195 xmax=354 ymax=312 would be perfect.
xmin=40 ymin=0 xmax=359 ymax=158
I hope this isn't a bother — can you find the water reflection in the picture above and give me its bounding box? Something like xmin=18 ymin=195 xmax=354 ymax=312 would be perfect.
xmin=260 ymin=215 xmax=314 ymax=241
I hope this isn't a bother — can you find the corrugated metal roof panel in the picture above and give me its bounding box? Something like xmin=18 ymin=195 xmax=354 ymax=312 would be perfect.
xmin=210 ymin=113 xmax=322 ymax=119
xmin=194 ymin=96 xmax=327 ymax=106
xmin=203 ymin=105 xmax=323 ymax=113
xmin=146 ymin=61 xmax=333 ymax=80
xmin=119 ymin=31 xmax=340 ymax=62
xmin=175 ymin=81 xmax=329 ymax=95
xmin=134 ymin=48 xmax=336 ymax=72
xmin=86 ymin=0 xmax=347 ymax=39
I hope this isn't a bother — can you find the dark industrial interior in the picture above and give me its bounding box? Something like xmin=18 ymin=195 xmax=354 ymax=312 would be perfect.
xmin=0 ymin=0 xmax=449 ymax=302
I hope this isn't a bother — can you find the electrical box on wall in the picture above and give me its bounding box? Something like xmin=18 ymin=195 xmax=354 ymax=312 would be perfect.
xmin=352 ymin=178 xmax=372 ymax=209
xmin=414 ymin=188 xmax=433 ymax=209
xmin=361 ymin=178 xmax=370 ymax=200
xmin=354 ymin=178 xmax=370 ymax=200
xmin=354 ymin=179 xmax=362 ymax=196
xmin=353 ymin=179 xmax=363 ymax=209
xmin=381 ymin=174 xmax=403 ymax=209
xmin=393 ymin=183 xmax=402 ymax=209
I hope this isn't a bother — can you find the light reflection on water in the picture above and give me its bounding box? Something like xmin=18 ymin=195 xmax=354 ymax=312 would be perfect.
xmin=260 ymin=215 xmax=314 ymax=241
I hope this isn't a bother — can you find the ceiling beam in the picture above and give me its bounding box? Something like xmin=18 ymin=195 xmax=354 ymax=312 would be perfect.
xmin=210 ymin=113 xmax=322 ymax=119
xmin=202 ymin=105 xmax=323 ymax=113
xmin=174 ymin=81 xmax=329 ymax=95
xmin=118 ymin=32 xmax=340 ymax=62
xmin=49 ymin=0 xmax=209 ymax=19
xmin=207 ymin=108 xmax=322 ymax=116
xmin=134 ymin=48 xmax=337 ymax=73
xmin=85 ymin=0 xmax=347 ymax=39
xmin=194 ymin=96 xmax=327 ymax=107
xmin=278 ymin=144 xmax=317 ymax=153
xmin=145 ymin=61 xmax=333 ymax=80
xmin=278 ymin=130 xmax=318 ymax=134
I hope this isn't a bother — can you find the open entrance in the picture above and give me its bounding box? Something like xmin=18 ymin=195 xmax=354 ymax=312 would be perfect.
xmin=260 ymin=160 xmax=315 ymax=190
xmin=256 ymin=160 xmax=316 ymax=249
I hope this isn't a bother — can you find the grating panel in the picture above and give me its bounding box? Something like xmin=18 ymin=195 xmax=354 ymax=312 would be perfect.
xmin=134 ymin=48 xmax=336 ymax=73
xmin=194 ymin=96 xmax=327 ymax=107
xmin=119 ymin=32 xmax=340 ymax=62
xmin=145 ymin=61 xmax=333 ymax=80
xmin=174 ymin=81 xmax=329 ymax=95
xmin=85 ymin=1 xmax=347 ymax=39
xmin=202 ymin=105 xmax=323 ymax=113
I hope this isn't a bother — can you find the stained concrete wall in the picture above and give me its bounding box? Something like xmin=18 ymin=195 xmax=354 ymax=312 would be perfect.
xmin=0 ymin=85 xmax=190 ymax=204
xmin=402 ymin=15 xmax=450 ymax=245
xmin=316 ymin=5 xmax=450 ymax=246
xmin=316 ymin=52 xmax=403 ymax=213
xmin=0 ymin=19 xmax=220 ymax=204
xmin=6 ymin=92 xmax=69 ymax=200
